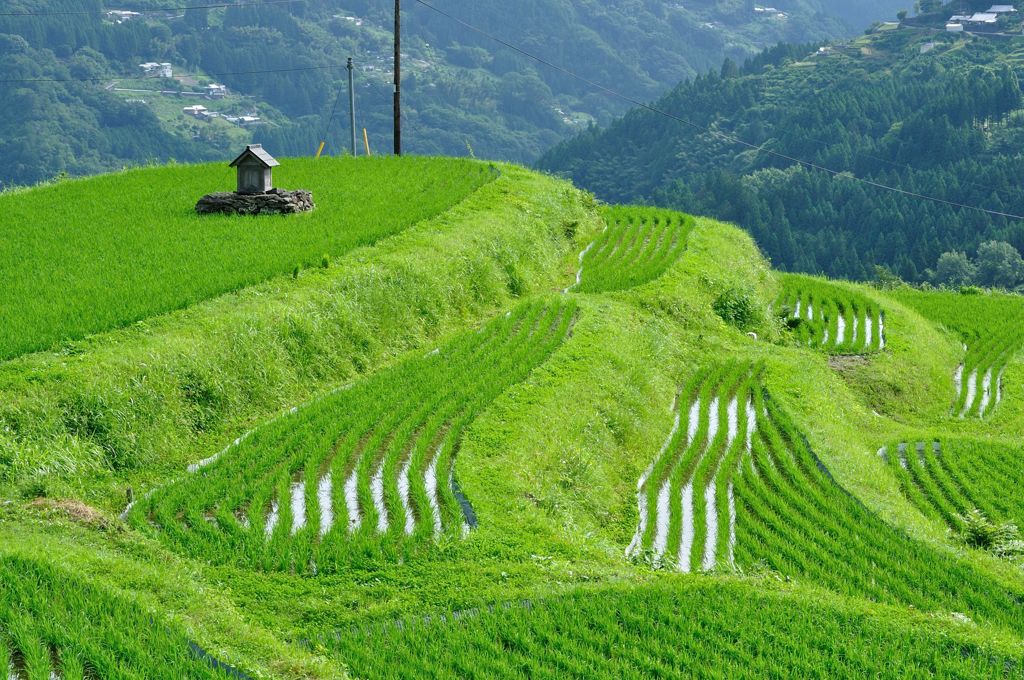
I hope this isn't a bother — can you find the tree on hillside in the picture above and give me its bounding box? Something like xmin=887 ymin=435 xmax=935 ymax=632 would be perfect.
xmin=933 ymin=251 xmax=976 ymax=288
xmin=975 ymin=240 xmax=1024 ymax=289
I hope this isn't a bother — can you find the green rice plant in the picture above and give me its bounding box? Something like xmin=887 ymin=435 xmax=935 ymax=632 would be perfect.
xmin=891 ymin=288 xmax=1024 ymax=418
xmin=320 ymin=580 xmax=1019 ymax=679
xmin=879 ymin=438 xmax=1024 ymax=540
xmin=135 ymin=298 xmax=577 ymax=574
xmin=731 ymin=401 xmax=1024 ymax=635
xmin=628 ymin=362 xmax=761 ymax=573
xmin=776 ymin=274 xmax=886 ymax=354
xmin=631 ymin=368 xmax=1024 ymax=634
xmin=572 ymin=207 xmax=693 ymax=293
xmin=0 ymin=157 xmax=496 ymax=361
xmin=0 ymin=551 xmax=239 ymax=678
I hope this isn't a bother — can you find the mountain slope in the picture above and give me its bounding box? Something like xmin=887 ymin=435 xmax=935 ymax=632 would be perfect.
xmin=538 ymin=27 xmax=1024 ymax=282
xmin=0 ymin=0 xmax=908 ymax=187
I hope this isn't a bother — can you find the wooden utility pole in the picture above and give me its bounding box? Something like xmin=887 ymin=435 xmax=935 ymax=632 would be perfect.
xmin=393 ymin=0 xmax=402 ymax=156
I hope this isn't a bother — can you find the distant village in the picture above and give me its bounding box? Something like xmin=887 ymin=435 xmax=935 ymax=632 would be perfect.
xmin=944 ymin=4 xmax=1017 ymax=32
xmin=129 ymin=62 xmax=263 ymax=128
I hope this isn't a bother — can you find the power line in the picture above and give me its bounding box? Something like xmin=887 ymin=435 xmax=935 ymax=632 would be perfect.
xmin=0 ymin=63 xmax=333 ymax=84
xmin=412 ymin=0 xmax=1024 ymax=222
xmin=0 ymin=0 xmax=306 ymax=17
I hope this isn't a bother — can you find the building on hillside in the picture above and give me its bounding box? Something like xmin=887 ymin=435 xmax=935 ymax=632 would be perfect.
xmin=229 ymin=144 xmax=279 ymax=194
xmin=947 ymin=22 xmax=965 ymax=32
xmin=988 ymin=5 xmax=1017 ymax=13
xmin=205 ymin=83 xmax=228 ymax=98
xmin=106 ymin=10 xmax=141 ymax=23
xmin=967 ymin=12 xmax=998 ymax=23
xmin=183 ymin=104 xmax=209 ymax=118
xmin=140 ymin=62 xmax=173 ymax=78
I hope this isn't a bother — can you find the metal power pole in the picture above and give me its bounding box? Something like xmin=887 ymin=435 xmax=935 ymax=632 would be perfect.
xmin=347 ymin=57 xmax=357 ymax=156
xmin=393 ymin=0 xmax=402 ymax=156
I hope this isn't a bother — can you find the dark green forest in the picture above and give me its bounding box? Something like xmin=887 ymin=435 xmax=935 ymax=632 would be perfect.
xmin=539 ymin=25 xmax=1024 ymax=284
xmin=0 ymin=0 xmax=906 ymax=188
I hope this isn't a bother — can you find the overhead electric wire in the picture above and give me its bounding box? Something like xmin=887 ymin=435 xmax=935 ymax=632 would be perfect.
xmin=0 ymin=0 xmax=306 ymax=17
xmin=412 ymin=0 xmax=1024 ymax=222
xmin=0 ymin=63 xmax=333 ymax=84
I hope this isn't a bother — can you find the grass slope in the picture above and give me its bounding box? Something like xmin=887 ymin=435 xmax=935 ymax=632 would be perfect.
xmin=2 ymin=160 xmax=1024 ymax=678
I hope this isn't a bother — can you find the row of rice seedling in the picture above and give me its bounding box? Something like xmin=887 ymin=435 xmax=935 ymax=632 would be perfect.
xmin=878 ymin=439 xmax=1024 ymax=532
xmin=626 ymin=362 xmax=760 ymax=573
xmin=0 ymin=157 xmax=496 ymax=361
xmin=0 ymin=551 xmax=240 ymax=679
xmin=132 ymin=299 xmax=576 ymax=574
xmin=731 ymin=395 xmax=1024 ymax=635
xmin=776 ymin=275 xmax=886 ymax=353
xmin=891 ymin=288 xmax=1024 ymax=418
xmin=570 ymin=207 xmax=692 ymax=293
xmin=630 ymin=365 xmax=1024 ymax=633
xmin=321 ymin=580 xmax=1018 ymax=679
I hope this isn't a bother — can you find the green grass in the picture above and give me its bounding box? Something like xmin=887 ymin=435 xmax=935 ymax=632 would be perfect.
xmin=322 ymin=579 xmax=1020 ymax=679
xmin=777 ymin=274 xmax=886 ymax=354
xmin=134 ymin=298 xmax=576 ymax=573
xmin=572 ymin=207 xmax=692 ymax=293
xmin=891 ymin=288 xmax=1024 ymax=418
xmin=0 ymin=156 xmax=495 ymax=361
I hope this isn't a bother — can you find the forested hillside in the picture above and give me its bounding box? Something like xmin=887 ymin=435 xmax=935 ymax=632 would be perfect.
xmin=539 ymin=24 xmax=1024 ymax=284
xmin=0 ymin=0 xmax=907 ymax=188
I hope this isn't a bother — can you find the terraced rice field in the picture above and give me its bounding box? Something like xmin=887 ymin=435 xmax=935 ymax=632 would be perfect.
xmin=891 ymin=289 xmax=1024 ymax=418
xmin=626 ymin=363 xmax=760 ymax=572
xmin=0 ymin=553 xmax=238 ymax=679
xmin=131 ymin=299 xmax=576 ymax=573
xmin=322 ymin=581 xmax=1017 ymax=679
xmin=777 ymin=276 xmax=886 ymax=353
xmin=879 ymin=439 xmax=1024 ymax=531
xmin=570 ymin=208 xmax=692 ymax=293
xmin=628 ymin=366 xmax=1024 ymax=634
xmin=0 ymin=157 xmax=495 ymax=361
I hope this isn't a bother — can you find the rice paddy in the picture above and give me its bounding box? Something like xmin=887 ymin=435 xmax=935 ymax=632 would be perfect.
xmin=777 ymin=275 xmax=886 ymax=353
xmin=628 ymin=364 xmax=1024 ymax=635
xmin=879 ymin=439 xmax=1024 ymax=532
xmin=570 ymin=208 xmax=692 ymax=293
xmin=322 ymin=580 xmax=1018 ymax=679
xmin=132 ymin=299 xmax=576 ymax=573
xmin=0 ymin=157 xmax=495 ymax=361
xmin=0 ymin=552 xmax=239 ymax=679
xmin=890 ymin=289 xmax=1024 ymax=418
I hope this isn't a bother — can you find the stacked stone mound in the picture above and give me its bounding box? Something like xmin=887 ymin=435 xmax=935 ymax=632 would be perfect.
xmin=195 ymin=189 xmax=314 ymax=215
